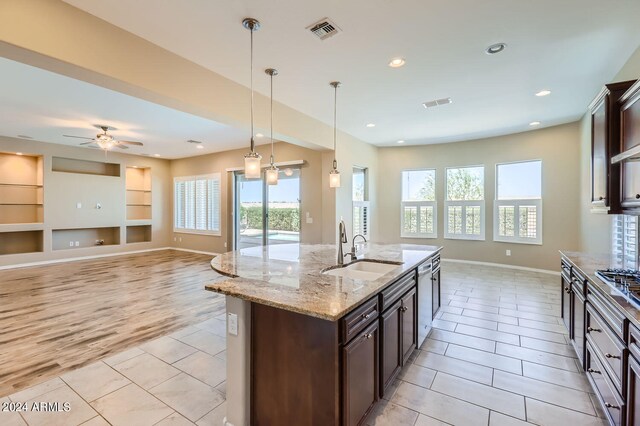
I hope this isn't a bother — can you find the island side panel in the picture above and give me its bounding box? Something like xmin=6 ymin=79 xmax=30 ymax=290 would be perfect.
xmin=251 ymin=303 xmax=341 ymax=425
xmin=225 ymin=296 xmax=252 ymax=426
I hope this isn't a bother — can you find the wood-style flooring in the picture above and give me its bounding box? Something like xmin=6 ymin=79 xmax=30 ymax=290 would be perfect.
xmin=0 ymin=249 xmax=225 ymax=397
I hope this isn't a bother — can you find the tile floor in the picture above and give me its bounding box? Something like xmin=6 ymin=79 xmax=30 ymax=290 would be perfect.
xmin=0 ymin=262 xmax=608 ymax=425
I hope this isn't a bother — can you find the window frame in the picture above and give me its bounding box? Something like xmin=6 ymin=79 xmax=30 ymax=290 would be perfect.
xmin=444 ymin=165 xmax=485 ymax=241
xmin=352 ymin=166 xmax=371 ymax=239
xmin=493 ymin=160 xmax=543 ymax=245
xmin=400 ymin=168 xmax=437 ymax=239
xmin=173 ymin=172 xmax=222 ymax=236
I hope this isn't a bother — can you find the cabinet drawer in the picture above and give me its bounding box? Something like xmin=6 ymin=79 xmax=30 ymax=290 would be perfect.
xmin=586 ymin=342 xmax=625 ymax=426
xmin=586 ymin=303 xmax=625 ymax=391
xmin=341 ymin=297 xmax=379 ymax=344
xmin=570 ymin=269 xmax=587 ymax=295
xmin=561 ymin=260 xmax=571 ymax=279
xmin=587 ymin=283 xmax=627 ymax=340
xmin=629 ymin=324 xmax=640 ymax=361
xmin=380 ymin=271 xmax=416 ymax=312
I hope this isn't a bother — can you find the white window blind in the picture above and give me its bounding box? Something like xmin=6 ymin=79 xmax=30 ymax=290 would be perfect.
xmin=353 ymin=167 xmax=371 ymax=239
xmin=401 ymin=169 xmax=437 ymax=238
xmin=174 ymin=173 xmax=221 ymax=235
xmin=494 ymin=160 xmax=542 ymax=244
xmin=353 ymin=201 xmax=370 ymax=238
xmin=444 ymin=166 xmax=485 ymax=240
xmin=611 ymin=215 xmax=638 ymax=269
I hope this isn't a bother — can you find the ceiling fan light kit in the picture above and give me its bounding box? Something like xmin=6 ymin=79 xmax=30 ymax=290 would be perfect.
xmin=64 ymin=124 xmax=143 ymax=154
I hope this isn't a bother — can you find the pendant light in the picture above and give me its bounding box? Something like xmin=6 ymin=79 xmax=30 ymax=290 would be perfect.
xmin=329 ymin=81 xmax=341 ymax=188
xmin=243 ymin=18 xmax=262 ymax=179
xmin=265 ymin=68 xmax=279 ymax=185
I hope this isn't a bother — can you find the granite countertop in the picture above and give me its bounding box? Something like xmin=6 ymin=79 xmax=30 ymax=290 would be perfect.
xmin=205 ymin=243 xmax=442 ymax=321
xmin=561 ymin=251 xmax=640 ymax=327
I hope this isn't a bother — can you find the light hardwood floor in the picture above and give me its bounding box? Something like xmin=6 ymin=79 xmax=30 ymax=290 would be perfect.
xmin=0 ymin=250 xmax=225 ymax=397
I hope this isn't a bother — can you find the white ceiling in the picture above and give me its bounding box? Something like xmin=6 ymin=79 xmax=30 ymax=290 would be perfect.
xmin=61 ymin=0 xmax=640 ymax=146
xmin=0 ymin=57 xmax=252 ymax=159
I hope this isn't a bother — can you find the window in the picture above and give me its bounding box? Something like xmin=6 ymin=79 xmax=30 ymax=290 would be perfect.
xmin=494 ymin=160 xmax=542 ymax=244
xmin=353 ymin=167 xmax=370 ymax=238
xmin=401 ymin=169 xmax=437 ymax=238
xmin=444 ymin=166 xmax=485 ymax=240
xmin=174 ymin=173 xmax=221 ymax=235
xmin=611 ymin=215 xmax=638 ymax=269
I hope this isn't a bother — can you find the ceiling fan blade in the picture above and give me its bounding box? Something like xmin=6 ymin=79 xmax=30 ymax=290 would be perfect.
xmin=79 ymin=141 xmax=96 ymax=145
xmin=63 ymin=135 xmax=94 ymax=140
xmin=119 ymin=140 xmax=144 ymax=146
xmin=115 ymin=144 xmax=129 ymax=149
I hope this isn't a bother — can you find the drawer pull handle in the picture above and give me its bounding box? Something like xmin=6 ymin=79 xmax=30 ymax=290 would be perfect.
xmin=400 ymin=306 xmax=408 ymax=312
xmin=364 ymin=333 xmax=373 ymax=339
xmin=636 ymin=194 xmax=640 ymax=200
xmin=605 ymin=402 xmax=620 ymax=410
xmin=587 ymin=327 xmax=601 ymax=333
xmin=598 ymin=196 xmax=604 ymax=201
xmin=362 ymin=313 xmax=372 ymax=320
xmin=587 ymin=368 xmax=601 ymax=374
xmin=605 ymin=353 xmax=620 ymax=359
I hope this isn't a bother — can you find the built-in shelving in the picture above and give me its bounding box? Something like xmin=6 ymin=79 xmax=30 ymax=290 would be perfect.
xmin=52 ymin=227 xmax=120 ymax=251
xmin=0 ymin=152 xmax=44 ymax=226
xmin=0 ymin=230 xmax=44 ymax=255
xmin=52 ymin=156 xmax=120 ymax=177
xmin=126 ymin=225 xmax=152 ymax=244
xmin=126 ymin=166 xmax=151 ymax=221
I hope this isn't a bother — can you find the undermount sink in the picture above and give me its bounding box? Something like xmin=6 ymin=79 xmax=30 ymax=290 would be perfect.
xmin=322 ymin=260 xmax=402 ymax=281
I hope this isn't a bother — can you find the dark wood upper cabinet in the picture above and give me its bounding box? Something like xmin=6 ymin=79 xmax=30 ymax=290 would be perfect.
xmin=589 ymin=80 xmax=636 ymax=213
xmin=619 ymin=80 xmax=640 ymax=211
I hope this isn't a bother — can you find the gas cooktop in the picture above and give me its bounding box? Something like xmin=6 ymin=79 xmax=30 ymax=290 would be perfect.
xmin=596 ymin=268 xmax=640 ymax=306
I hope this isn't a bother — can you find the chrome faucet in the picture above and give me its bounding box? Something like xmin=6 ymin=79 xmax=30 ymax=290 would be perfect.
xmin=337 ymin=220 xmax=348 ymax=265
xmin=345 ymin=234 xmax=367 ymax=262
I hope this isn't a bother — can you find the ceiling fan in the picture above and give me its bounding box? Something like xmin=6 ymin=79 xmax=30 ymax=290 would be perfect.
xmin=63 ymin=125 xmax=144 ymax=150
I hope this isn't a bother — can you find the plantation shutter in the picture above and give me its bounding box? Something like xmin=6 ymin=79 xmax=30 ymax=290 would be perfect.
xmin=173 ymin=173 xmax=221 ymax=235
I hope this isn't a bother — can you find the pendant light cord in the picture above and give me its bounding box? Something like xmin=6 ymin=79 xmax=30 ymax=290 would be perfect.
xmin=250 ymin=24 xmax=255 ymax=153
xmin=270 ymin=71 xmax=274 ymax=164
xmin=333 ymin=83 xmax=338 ymax=170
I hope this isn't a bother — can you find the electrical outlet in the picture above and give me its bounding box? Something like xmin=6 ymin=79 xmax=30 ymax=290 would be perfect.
xmin=228 ymin=313 xmax=238 ymax=336
xmin=506 ymin=250 xmax=511 ymax=256
xmin=75 ymin=241 xmax=79 ymax=247
xmin=96 ymin=203 xmax=102 ymax=209
xmin=179 ymin=237 xmax=182 ymax=242
xmin=76 ymin=202 xmax=82 ymax=209
xmin=69 ymin=241 xmax=73 ymax=247
xmin=224 ymin=242 xmax=227 ymax=248
xmin=173 ymin=237 xmax=177 ymax=242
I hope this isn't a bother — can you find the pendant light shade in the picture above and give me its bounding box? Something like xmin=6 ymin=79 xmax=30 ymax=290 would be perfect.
xmin=265 ymin=68 xmax=279 ymax=185
xmin=243 ymin=18 xmax=262 ymax=179
xmin=329 ymin=81 xmax=341 ymax=188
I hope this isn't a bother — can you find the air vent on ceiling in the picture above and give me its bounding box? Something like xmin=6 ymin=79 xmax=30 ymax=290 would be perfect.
xmin=307 ymin=18 xmax=341 ymax=40
xmin=187 ymin=139 xmax=203 ymax=144
xmin=423 ymin=98 xmax=452 ymax=108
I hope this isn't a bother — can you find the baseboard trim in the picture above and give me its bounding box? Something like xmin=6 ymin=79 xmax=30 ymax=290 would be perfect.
xmin=170 ymin=247 xmax=220 ymax=256
xmin=441 ymin=258 xmax=559 ymax=276
xmin=0 ymin=247 xmax=173 ymax=271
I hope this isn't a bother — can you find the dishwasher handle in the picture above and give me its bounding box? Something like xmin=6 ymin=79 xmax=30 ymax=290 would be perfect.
xmin=418 ymin=261 xmax=433 ymax=276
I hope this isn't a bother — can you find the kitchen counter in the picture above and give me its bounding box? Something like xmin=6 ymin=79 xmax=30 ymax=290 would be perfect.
xmin=206 ymin=242 xmax=442 ymax=321
xmin=560 ymin=251 xmax=640 ymax=327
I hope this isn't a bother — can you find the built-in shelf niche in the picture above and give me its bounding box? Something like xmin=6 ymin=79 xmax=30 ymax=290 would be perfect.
xmin=126 ymin=167 xmax=151 ymax=220
xmin=52 ymin=227 xmax=120 ymax=251
xmin=52 ymin=156 xmax=120 ymax=177
xmin=126 ymin=225 xmax=152 ymax=244
xmin=0 ymin=152 xmax=44 ymax=224
xmin=0 ymin=230 xmax=44 ymax=255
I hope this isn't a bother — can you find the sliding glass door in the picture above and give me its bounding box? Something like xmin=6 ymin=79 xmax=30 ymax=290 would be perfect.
xmin=234 ymin=168 xmax=301 ymax=250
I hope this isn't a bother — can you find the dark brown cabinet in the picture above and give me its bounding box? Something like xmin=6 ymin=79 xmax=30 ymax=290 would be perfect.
xmin=561 ymin=265 xmax=572 ymax=334
xmin=432 ymin=267 xmax=441 ymax=318
xmin=342 ymin=320 xmax=379 ymax=426
xmin=589 ymin=80 xmax=635 ymax=212
xmin=401 ymin=287 xmax=417 ymax=363
xmin=380 ymin=299 xmax=401 ymax=393
xmin=620 ymin=81 xmax=640 ymax=211
xmin=628 ymin=355 xmax=640 ymax=426
xmin=572 ymin=282 xmax=586 ymax=368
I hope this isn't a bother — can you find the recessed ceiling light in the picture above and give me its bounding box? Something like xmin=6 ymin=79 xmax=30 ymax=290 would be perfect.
xmin=154 ymin=154 xmax=161 ymax=157
xmin=16 ymin=152 xmax=23 ymax=156
xmin=529 ymin=121 xmax=541 ymax=126
xmin=535 ymin=90 xmax=551 ymax=97
xmin=196 ymin=145 xmax=204 ymax=149
xmin=366 ymin=123 xmax=376 ymax=128
xmin=388 ymin=58 xmax=406 ymax=68
xmin=485 ymin=43 xmax=507 ymax=55
xmin=397 ymin=140 xmax=405 ymax=144
xmin=255 ymin=133 xmax=264 ymax=138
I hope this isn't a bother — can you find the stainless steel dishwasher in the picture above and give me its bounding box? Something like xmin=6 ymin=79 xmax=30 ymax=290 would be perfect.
xmin=417 ymin=259 xmax=433 ymax=348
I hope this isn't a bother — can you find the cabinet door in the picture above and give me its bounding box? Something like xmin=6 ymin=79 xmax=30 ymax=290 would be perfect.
xmin=572 ymin=285 xmax=586 ymax=369
xmin=342 ymin=321 xmax=379 ymax=426
xmin=622 ymin=162 xmax=640 ymax=208
xmin=628 ymin=355 xmax=640 ymax=426
xmin=592 ymin=99 xmax=608 ymax=205
xmin=401 ymin=287 xmax=417 ymax=364
xmin=432 ymin=269 xmax=441 ymax=319
xmin=561 ymin=275 xmax=572 ymax=336
xmin=380 ymin=300 xmax=401 ymax=396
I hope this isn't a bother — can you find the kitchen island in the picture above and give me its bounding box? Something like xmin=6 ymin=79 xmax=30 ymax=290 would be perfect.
xmin=205 ymin=242 xmax=442 ymax=426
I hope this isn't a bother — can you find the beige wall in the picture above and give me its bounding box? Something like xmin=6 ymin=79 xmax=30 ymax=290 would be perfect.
xmin=170 ymin=142 xmax=325 ymax=253
xmin=377 ymin=123 xmax=581 ymax=271
xmin=578 ymin=45 xmax=640 ymax=254
xmin=0 ymin=136 xmax=172 ymax=267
